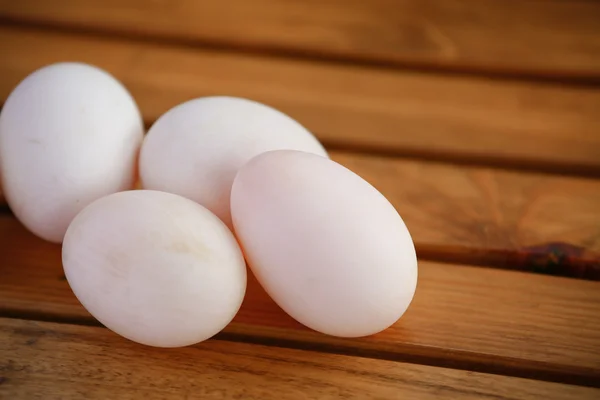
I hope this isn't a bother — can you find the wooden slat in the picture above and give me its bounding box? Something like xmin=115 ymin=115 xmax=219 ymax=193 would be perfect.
xmin=0 ymin=0 xmax=599 ymax=80
xmin=2 ymin=319 xmax=598 ymax=400
xmin=1 ymin=26 xmax=600 ymax=174
xmin=1 ymin=215 xmax=599 ymax=386
xmin=3 ymin=149 xmax=600 ymax=276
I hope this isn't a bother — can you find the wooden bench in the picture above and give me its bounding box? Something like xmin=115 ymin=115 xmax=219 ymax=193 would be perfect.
xmin=1 ymin=1 xmax=599 ymax=398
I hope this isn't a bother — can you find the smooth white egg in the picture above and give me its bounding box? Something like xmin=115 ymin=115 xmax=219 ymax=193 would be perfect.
xmin=139 ymin=96 xmax=328 ymax=228
xmin=62 ymin=190 xmax=247 ymax=348
xmin=0 ymin=62 xmax=143 ymax=243
xmin=231 ymin=150 xmax=417 ymax=338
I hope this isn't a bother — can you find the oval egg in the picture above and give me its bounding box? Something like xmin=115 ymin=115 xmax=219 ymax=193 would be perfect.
xmin=0 ymin=62 xmax=143 ymax=242
xmin=231 ymin=150 xmax=418 ymax=338
xmin=139 ymin=96 xmax=328 ymax=228
xmin=62 ymin=190 xmax=247 ymax=347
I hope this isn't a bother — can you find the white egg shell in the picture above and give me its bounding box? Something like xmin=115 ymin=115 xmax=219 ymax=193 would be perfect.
xmin=231 ymin=150 xmax=418 ymax=338
xmin=62 ymin=190 xmax=247 ymax=348
xmin=0 ymin=62 xmax=143 ymax=243
xmin=139 ymin=96 xmax=328 ymax=228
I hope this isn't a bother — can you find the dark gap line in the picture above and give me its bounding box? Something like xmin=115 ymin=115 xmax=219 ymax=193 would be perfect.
xmin=1 ymin=16 xmax=600 ymax=88
xmin=0 ymin=308 xmax=102 ymax=328
xmin=1 ymin=310 xmax=598 ymax=388
xmin=416 ymin=246 xmax=600 ymax=281
xmin=322 ymin=139 xmax=600 ymax=180
xmin=214 ymin=332 xmax=600 ymax=389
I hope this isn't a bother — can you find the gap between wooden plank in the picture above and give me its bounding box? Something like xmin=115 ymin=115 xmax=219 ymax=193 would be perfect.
xmin=1 ymin=217 xmax=599 ymax=387
xmin=1 ymin=25 xmax=600 ymax=175
xmin=2 ymin=318 xmax=599 ymax=400
xmin=0 ymin=0 xmax=599 ymax=83
xmin=326 ymin=141 xmax=600 ymax=180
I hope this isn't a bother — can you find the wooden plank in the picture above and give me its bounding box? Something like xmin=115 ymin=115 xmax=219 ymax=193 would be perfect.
xmin=2 ymin=148 xmax=599 ymax=276
xmin=1 ymin=215 xmax=599 ymax=386
xmin=2 ymin=319 xmax=598 ymax=400
xmin=1 ymin=26 xmax=600 ymax=174
xmin=0 ymin=0 xmax=599 ymax=80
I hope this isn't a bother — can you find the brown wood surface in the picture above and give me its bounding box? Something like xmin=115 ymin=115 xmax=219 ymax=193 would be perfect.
xmin=3 ymin=150 xmax=599 ymax=276
xmin=1 ymin=7 xmax=599 ymax=398
xmin=1 ymin=0 xmax=599 ymax=80
xmin=1 ymin=215 xmax=599 ymax=386
xmin=1 ymin=26 xmax=600 ymax=174
xmin=2 ymin=318 xmax=599 ymax=400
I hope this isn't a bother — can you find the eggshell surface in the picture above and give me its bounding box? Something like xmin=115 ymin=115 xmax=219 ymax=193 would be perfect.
xmin=62 ymin=190 xmax=247 ymax=348
xmin=231 ymin=150 xmax=417 ymax=338
xmin=0 ymin=62 xmax=143 ymax=243
xmin=140 ymin=96 xmax=328 ymax=228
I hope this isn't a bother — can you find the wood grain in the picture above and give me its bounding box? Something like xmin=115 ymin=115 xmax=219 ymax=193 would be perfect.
xmin=0 ymin=0 xmax=599 ymax=80
xmin=1 ymin=26 xmax=600 ymax=173
xmin=2 ymin=149 xmax=599 ymax=276
xmin=1 ymin=215 xmax=599 ymax=386
xmin=2 ymin=318 xmax=598 ymax=400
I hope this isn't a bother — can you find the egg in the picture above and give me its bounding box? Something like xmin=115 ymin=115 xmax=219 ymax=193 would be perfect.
xmin=139 ymin=96 xmax=328 ymax=228
xmin=62 ymin=190 xmax=247 ymax=347
xmin=0 ymin=62 xmax=143 ymax=243
xmin=231 ymin=150 xmax=417 ymax=337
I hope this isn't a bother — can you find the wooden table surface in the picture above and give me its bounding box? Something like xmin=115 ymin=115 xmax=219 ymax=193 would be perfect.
xmin=0 ymin=1 xmax=599 ymax=399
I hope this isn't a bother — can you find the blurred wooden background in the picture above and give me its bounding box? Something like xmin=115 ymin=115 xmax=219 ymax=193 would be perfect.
xmin=0 ymin=1 xmax=599 ymax=398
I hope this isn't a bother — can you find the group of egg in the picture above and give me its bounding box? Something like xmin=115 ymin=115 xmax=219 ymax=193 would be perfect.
xmin=0 ymin=62 xmax=417 ymax=347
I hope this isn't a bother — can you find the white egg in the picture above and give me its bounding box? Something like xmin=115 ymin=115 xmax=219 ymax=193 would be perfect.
xmin=62 ymin=190 xmax=247 ymax=348
xmin=0 ymin=62 xmax=143 ymax=243
xmin=139 ymin=96 xmax=328 ymax=228
xmin=231 ymin=150 xmax=417 ymax=338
